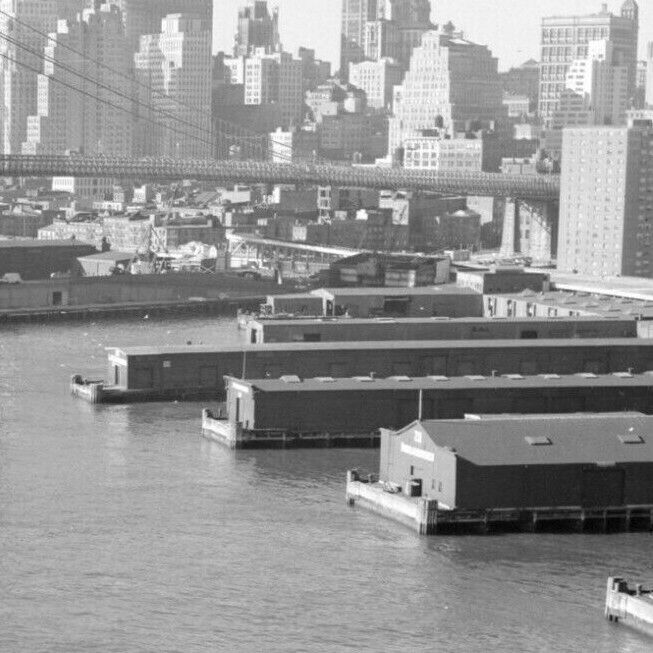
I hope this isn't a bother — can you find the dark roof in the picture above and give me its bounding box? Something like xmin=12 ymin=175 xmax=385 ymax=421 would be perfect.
xmin=0 ymin=239 xmax=95 ymax=249
xmin=77 ymin=251 xmax=134 ymax=262
xmin=226 ymin=372 xmax=653 ymax=394
xmin=113 ymin=337 xmax=653 ymax=357
xmin=314 ymin=286 xmax=479 ymax=297
xmin=250 ymin=315 xmax=635 ymax=328
xmin=411 ymin=413 xmax=653 ymax=465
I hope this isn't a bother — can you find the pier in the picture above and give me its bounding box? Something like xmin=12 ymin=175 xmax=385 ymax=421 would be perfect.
xmin=605 ymin=577 xmax=653 ymax=637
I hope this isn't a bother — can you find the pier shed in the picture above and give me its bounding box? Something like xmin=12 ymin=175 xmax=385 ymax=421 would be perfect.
xmin=243 ymin=315 xmax=637 ymax=344
xmin=86 ymin=338 xmax=653 ymax=403
xmin=380 ymin=413 xmax=653 ymax=512
xmin=206 ymin=373 xmax=653 ymax=448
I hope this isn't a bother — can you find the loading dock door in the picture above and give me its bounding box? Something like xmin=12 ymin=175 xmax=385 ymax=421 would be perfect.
xmin=581 ymin=468 xmax=625 ymax=507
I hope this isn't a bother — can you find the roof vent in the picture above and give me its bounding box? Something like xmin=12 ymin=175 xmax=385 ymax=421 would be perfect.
xmin=280 ymin=375 xmax=302 ymax=384
xmin=613 ymin=372 xmax=634 ymax=378
xmin=465 ymin=375 xmax=486 ymax=381
xmin=428 ymin=375 xmax=449 ymax=382
xmin=525 ymin=436 xmax=552 ymax=446
xmin=575 ymin=372 xmax=599 ymax=379
xmin=353 ymin=376 xmax=375 ymax=382
xmin=389 ymin=375 xmax=413 ymax=382
xmin=503 ymin=374 xmax=524 ymax=380
xmin=539 ymin=373 xmax=561 ymax=379
xmin=313 ymin=377 xmax=335 ymax=383
xmin=618 ymin=432 xmax=644 ymax=445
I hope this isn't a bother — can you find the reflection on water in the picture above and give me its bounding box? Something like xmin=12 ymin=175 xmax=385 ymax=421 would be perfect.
xmin=1 ymin=317 xmax=652 ymax=652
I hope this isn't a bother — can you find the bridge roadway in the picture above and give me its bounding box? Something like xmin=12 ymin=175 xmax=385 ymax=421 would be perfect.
xmin=0 ymin=155 xmax=560 ymax=201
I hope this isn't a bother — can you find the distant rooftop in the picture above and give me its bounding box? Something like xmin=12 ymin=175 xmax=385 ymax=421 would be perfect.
xmin=313 ymin=285 xmax=478 ymax=297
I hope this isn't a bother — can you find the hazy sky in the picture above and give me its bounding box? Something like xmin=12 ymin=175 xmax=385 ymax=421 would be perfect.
xmin=214 ymin=0 xmax=652 ymax=71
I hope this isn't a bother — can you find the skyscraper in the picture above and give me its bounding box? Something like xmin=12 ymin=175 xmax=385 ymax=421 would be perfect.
xmin=234 ymin=1 xmax=280 ymax=57
xmin=646 ymin=43 xmax=653 ymax=107
xmin=22 ymin=4 xmax=133 ymax=156
xmin=539 ymin=2 xmax=639 ymax=130
xmin=388 ymin=26 xmax=505 ymax=163
xmin=109 ymin=0 xmax=213 ymax=53
xmin=558 ymin=122 xmax=653 ymax=277
xmin=134 ymin=14 xmax=212 ymax=159
xmin=0 ymin=1 xmax=62 ymax=154
xmin=340 ymin=0 xmax=378 ymax=75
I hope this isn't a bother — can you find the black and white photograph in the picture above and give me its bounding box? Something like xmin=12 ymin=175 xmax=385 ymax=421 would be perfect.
xmin=2 ymin=1 xmax=653 ymax=650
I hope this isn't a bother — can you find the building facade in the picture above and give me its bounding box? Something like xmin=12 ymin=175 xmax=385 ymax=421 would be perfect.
xmin=134 ymin=14 xmax=212 ymax=158
xmin=558 ymin=124 xmax=653 ymax=277
xmin=22 ymin=4 xmax=133 ymax=157
xmin=388 ymin=27 xmax=505 ymax=164
xmin=539 ymin=2 xmax=639 ymax=130
xmin=349 ymin=58 xmax=403 ymax=110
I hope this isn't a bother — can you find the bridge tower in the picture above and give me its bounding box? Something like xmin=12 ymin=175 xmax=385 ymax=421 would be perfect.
xmin=500 ymin=198 xmax=559 ymax=262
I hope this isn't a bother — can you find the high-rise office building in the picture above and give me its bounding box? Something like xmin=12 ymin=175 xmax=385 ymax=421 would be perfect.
xmin=377 ymin=0 xmax=431 ymax=26
xmin=109 ymin=0 xmax=212 ymax=52
xmin=0 ymin=1 xmax=62 ymax=154
xmin=558 ymin=122 xmax=653 ymax=278
xmin=647 ymin=43 xmax=653 ymax=107
xmin=341 ymin=0 xmax=378 ymax=75
xmin=134 ymin=14 xmax=212 ymax=158
xmin=539 ymin=2 xmax=639 ymax=130
xmin=552 ymin=40 xmax=628 ymax=130
xmin=22 ymin=4 xmax=133 ymax=157
xmin=243 ymin=49 xmax=304 ymax=129
xmin=388 ymin=27 xmax=505 ymax=163
xmin=234 ymin=1 xmax=280 ymax=56
xmin=349 ymin=58 xmax=403 ymax=110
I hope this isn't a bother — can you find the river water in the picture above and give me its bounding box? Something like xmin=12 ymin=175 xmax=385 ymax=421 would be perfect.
xmin=1 ymin=316 xmax=652 ymax=652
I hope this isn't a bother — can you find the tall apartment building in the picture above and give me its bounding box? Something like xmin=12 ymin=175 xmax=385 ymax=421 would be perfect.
xmin=108 ymin=0 xmax=213 ymax=53
xmin=243 ymin=49 xmax=304 ymax=129
xmin=539 ymin=1 xmax=639 ymax=130
xmin=235 ymin=1 xmax=280 ymax=56
xmin=558 ymin=123 xmax=653 ymax=278
xmin=134 ymin=14 xmax=212 ymax=159
xmin=552 ymin=40 xmax=628 ymax=130
xmin=22 ymin=4 xmax=133 ymax=156
xmin=388 ymin=27 xmax=505 ymax=163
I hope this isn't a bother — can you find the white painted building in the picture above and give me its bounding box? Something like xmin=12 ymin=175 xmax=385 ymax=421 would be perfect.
xmin=349 ymin=58 xmax=403 ymax=110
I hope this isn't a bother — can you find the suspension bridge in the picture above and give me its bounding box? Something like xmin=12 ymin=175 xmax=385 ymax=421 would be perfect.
xmin=0 ymin=155 xmax=561 ymax=201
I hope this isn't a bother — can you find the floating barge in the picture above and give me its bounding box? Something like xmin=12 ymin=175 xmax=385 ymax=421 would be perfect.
xmin=73 ymin=338 xmax=653 ymax=403
xmin=347 ymin=413 xmax=653 ymax=535
xmin=605 ymin=577 xmax=653 ymax=637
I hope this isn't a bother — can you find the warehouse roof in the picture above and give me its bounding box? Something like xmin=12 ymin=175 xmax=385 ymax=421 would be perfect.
xmin=0 ymin=239 xmax=95 ymax=249
xmin=225 ymin=372 xmax=653 ymax=393
xmin=312 ymin=286 xmax=480 ymax=297
xmin=111 ymin=337 xmax=653 ymax=357
xmin=247 ymin=315 xmax=635 ymax=328
xmin=410 ymin=413 xmax=653 ymax=465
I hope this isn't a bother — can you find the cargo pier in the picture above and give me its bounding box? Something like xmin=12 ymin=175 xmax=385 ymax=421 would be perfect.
xmin=605 ymin=577 xmax=653 ymax=637
xmin=72 ymin=338 xmax=653 ymax=404
xmin=346 ymin=413 xmax=653 ymax=535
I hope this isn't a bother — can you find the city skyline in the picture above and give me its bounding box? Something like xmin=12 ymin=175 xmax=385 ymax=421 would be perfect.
xmin=215 ymin=0 xmax=653 ymax=71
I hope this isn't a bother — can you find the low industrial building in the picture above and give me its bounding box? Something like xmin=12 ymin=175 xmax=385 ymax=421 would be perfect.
xmin=0 ymin=239 xmax=96 ymax=280
xmin=78 ymin=338 xmax=653 ymax=403
xmin=456 ymin=268 xmax=550 ymax=294
xmin=243 ymin=316 xmax=637 ymax=344
xmin=76 ymin=251 xmax=135 ymax=276
xmin=346 ymin=413 xmax=653 ymax=535
xmin=263 ymin=285 xmax=483 ymax=318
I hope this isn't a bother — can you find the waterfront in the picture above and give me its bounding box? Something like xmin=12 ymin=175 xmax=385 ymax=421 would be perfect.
xmin=1 ymin=317 xmax=653 ymax=652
